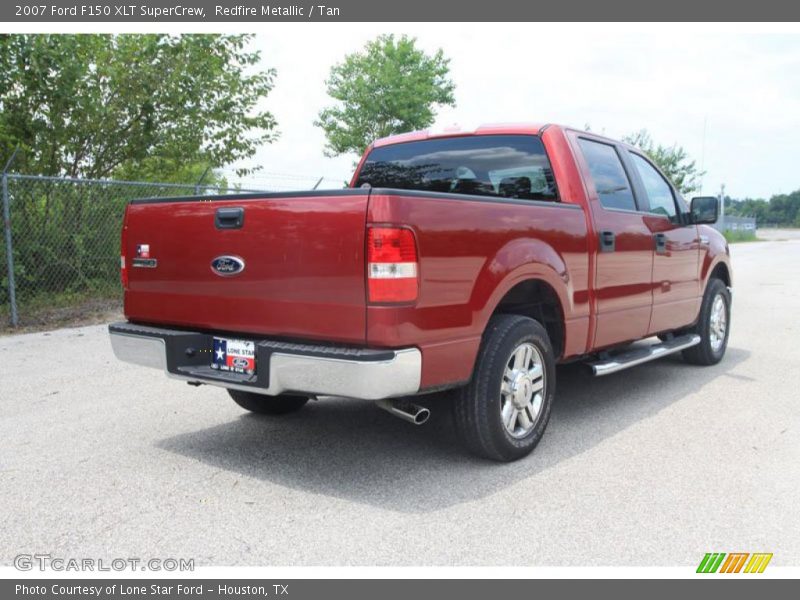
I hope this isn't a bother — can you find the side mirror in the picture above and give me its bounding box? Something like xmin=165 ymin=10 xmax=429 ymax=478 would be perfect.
xmin=690 ymin=196 xmax=718 ymax=224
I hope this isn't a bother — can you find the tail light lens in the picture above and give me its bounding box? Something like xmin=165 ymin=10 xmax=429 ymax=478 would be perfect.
xmin=367 ymin=227 xmax=418 ymax=303
xmin=120 ymin=206 xmax=129 ymax=290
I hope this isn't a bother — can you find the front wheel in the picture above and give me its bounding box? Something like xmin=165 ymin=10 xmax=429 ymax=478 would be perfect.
xmin=453 ymin=314 xmax=556 ymax=462
xmin=683 ymin=278 xmax=731 ymax=365
xmin=228 ymin=389 xmax=309 ymax=415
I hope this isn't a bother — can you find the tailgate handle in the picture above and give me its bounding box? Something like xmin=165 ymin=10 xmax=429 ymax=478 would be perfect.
xmin=215 ymin=207 xmax=244 ymax=230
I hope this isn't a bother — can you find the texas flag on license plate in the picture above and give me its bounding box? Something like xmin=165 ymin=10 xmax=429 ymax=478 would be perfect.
xmin=212 ymin=337 xmax=256 ymax=374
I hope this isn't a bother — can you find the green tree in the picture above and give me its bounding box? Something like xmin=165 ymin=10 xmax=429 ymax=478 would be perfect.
xmin=0 ymin=34 xmax=277 ymax=181
xmin=112 ymin=158 xmax=228 ymax=188
xmin=315 ymin=34 xmax=456 ymax=158
xmin=767 ymin=191 xmax=800 ymax=225
xmin=726 ymin=197 xmax=769 ymax=221
xmin=622 ymin=129 xmax=704 ymax=195
xmin=723 ymin=191 xmax=800 ymax=227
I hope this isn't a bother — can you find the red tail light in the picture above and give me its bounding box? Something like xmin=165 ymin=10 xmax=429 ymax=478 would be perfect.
xmin=367 ymin=227 xmax=418 ymax=303
xmin=120 ymin=206 xmax=129 ymax=290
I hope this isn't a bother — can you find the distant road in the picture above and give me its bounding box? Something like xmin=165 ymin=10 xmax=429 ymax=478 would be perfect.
xmin=757 ymin=227 xmax=800 ymax=241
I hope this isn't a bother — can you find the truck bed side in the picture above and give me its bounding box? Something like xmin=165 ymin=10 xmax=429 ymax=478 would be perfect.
xmin=366 ymin=189 xmax=591 ymax=389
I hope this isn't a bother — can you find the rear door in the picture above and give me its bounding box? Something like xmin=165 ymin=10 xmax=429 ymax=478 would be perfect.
xmin=624 ymin=151 xmax=701 ymax=334
xmin=123 ymin=191 xmax=370 ymax=344
xmin=571 ymin=134 xmax=654 ymax=348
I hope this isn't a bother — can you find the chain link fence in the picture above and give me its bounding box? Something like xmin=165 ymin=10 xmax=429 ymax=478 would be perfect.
xmin=0 ymin=173 xmax=269 ymax=329
xmin=218 ymin=170 xmax=348 ymax=192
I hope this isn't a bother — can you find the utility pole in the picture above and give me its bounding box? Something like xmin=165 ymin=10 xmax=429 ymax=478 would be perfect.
xmin=719 ymin=183 xmax=725 ymax=227
xmin=699 ymin=116 xmax=707 ymax=194
xmin=2 ymin=146 xmax=20 ymax=327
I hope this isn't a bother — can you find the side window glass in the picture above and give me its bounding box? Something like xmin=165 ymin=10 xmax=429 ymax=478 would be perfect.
xmin=630 ymin=153 xmax=677 ymax=219
xmin=577 ymin=138 xmax=637 ymax=211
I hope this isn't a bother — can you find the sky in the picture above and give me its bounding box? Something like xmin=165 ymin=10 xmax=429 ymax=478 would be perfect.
xmin=224 ymin=24 xmax=800 ymax=199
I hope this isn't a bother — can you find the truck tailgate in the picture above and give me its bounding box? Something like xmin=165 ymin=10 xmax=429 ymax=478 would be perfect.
xmin=123 ymin=190 xmax=369 ymax=344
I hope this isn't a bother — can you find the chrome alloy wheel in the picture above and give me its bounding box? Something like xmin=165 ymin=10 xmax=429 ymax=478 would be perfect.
xmin=500 ymin=342 xmax=546 ymax=438
xmin=709 ymin=293 xmax=728 ymax=352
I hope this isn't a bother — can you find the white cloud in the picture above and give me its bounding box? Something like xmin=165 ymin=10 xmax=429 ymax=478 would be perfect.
xmin=230 ymin=24 xmax=800 ymax=198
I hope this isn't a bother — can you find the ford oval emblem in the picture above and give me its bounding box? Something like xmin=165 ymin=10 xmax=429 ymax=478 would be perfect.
xmin=211 ymin=255 xmax=245 ymax=277
xmin=232 ymin=357 xmax=249 ymax=369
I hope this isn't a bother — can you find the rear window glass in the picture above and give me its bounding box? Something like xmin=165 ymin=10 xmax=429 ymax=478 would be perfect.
xmin=577 ymin=138 xmax=637 ymax=211
xmin=354 ymin=135 xmax=558 ymax=201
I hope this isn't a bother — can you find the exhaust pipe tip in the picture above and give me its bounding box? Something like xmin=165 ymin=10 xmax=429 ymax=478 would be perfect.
xmin=376 ymin=399 xmax=430 ymax=426
xmin=412 ymin=406 xmax=430 ymax=425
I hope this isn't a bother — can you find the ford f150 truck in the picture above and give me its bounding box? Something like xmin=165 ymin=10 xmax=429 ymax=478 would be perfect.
xmin=109 ymin=124 xmax=731 ymax=461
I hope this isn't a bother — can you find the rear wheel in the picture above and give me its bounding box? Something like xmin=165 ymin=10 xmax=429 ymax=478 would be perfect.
xmin=682 ymin=278 xmax=731 ymax=365
xmin=228 ymin=390 xmax=309 ymax=415
xmin=453 ymin=314 xmax=556 ymax=462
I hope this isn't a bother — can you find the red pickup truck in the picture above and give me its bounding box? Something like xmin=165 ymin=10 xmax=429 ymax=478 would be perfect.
xmin=109 ymin=124 xmax=731 ymax=461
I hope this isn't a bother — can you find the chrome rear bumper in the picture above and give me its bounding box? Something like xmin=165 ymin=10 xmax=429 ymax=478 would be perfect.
xmin=109 ymin=322 xmax=421 ymax=401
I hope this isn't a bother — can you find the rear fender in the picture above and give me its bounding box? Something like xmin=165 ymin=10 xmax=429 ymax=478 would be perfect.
xmin=475 ymin=238 xmax=572 ymax=332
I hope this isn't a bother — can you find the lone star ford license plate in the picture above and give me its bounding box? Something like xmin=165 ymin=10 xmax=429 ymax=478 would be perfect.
xmin=212 ymin=337 xmax=256 ymax=375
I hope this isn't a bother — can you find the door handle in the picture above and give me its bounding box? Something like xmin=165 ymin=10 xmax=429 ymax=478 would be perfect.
xmin=599 ymin=230 xmax=615 ymax=252
xmin=215 ymin=207 xmax=244 ymax=229
xmin=654 ymin=233 xmax=667 ymax=254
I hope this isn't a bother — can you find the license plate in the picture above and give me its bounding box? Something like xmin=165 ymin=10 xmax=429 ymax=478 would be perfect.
xmin=211 ymin=337 xmax=256 ymax=375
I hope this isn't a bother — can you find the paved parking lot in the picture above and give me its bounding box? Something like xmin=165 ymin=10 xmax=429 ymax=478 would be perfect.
xmin=1 ymin=239 xmax=798 ymax=566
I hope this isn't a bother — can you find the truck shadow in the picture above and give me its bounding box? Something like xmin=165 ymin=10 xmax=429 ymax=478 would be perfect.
xmin=157 ymin=346 xmax=749 ymax=514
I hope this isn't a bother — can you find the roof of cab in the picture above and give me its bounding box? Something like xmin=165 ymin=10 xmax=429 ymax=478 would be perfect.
xmin=371 ymin=123 xmax=548 ymax=148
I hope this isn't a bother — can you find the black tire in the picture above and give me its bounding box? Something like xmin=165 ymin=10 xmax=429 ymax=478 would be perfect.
xmin=453 ymin=314 xmax=556 ymax=462
xmin=228 ymin=389 xmax=309 ymax=415
xmin=682 ymin=278 xmax=731 ymax=366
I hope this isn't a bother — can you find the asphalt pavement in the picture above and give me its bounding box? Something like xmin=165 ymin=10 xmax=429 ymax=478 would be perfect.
xmin=1 ymin=238 xmax=798 ymax=566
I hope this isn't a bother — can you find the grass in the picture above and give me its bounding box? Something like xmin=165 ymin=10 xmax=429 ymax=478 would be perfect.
xmin=723 ymin=229 xmax=759 ymax=243
xmin=0 ymin=286 xmax=122 ymax=335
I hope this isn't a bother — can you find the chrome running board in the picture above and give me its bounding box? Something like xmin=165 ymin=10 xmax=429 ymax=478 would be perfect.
xmin=588 ymin=334 xmax=701 ymax=377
